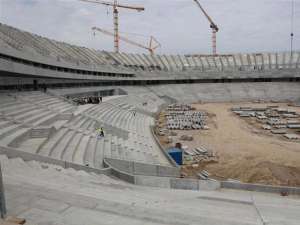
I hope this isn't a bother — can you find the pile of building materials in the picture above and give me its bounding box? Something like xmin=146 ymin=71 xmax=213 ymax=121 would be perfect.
xmin=183 ymin=146 xmax=217 ymax=164
xmin=167 ymin=104 xmax=193 ymax=111
xmin=197 ymin=170 xmax=210 ymax=180
xmin=232 ymin=106 xmax=300 ymax=140
xmin=180 ymin=135 xmax=193 ymax=141
xmin=283 ymin=133 xmax=300 ymax=140
xmin=166 ymin=104 xmax=207 ymax=130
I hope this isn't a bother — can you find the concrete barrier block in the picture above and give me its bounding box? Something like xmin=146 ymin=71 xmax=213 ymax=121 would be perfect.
xmin=133 ymin=162 xmax=157 ymax=176
xmin=135 ymin=176 xmax=171 ymax=188
xmin=105 ymin=158 xmax=134 ymax=173
xmin=110 ymin=168 xmax=135 ymax=184
xmin=157 ymin=165 xmax=180 ymax=177
xmin=170 ymin=178 xmax=199 ymax=190
xmin=199 ymin=179 xmax=221 ymax=191
xmin=221 ymin=181 xmax=300 ymax=195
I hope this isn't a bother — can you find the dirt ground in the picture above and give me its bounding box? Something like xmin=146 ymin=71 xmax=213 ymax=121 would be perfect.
xmin=159 ymin=102 xmax=300 ymax=187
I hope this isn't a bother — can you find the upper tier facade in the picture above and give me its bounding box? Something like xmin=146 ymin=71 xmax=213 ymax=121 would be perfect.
xmin=0 ymin=22 xmax=300 ymax=85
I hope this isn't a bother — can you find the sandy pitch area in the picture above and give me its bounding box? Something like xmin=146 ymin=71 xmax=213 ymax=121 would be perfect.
xmin=174 ymin=102 xmax=300 ymax=186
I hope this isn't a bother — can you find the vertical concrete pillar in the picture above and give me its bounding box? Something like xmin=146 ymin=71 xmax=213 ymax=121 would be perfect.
xmin=0 ymin=164 xmax=6 ymax=219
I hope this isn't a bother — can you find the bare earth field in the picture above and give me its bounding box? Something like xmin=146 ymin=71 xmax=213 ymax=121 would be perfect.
xmin=160 ymin=102 xmax=300 ymax=187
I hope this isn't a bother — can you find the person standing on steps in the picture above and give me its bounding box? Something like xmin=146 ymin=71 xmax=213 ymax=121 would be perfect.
xmin=96 ymin=127 xmax=102 ymax=139
xmin=132 ymin=108 xmax=136 ymax=117
xmin=100 ymin=127 xmax=104 ymax=137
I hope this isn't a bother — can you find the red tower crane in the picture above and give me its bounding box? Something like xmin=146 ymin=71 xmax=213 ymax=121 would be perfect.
xmin=92 ymin=26 xmax=161 ymax=54
xmin=79 ymin=0 xmax=144 ymax=53
xmin=193 ymin=0 xmax=219 ymax=55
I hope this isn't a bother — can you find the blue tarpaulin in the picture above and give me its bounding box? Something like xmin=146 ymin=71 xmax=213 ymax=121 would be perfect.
xmin=168 ymin=147 xmax=183 ymax=165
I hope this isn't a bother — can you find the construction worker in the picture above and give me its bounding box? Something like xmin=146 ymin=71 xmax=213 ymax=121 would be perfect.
xmin=100 ymin=127 xmax=104 ymax=137
xmin=96 ymin=127 xmax=104 ymax=138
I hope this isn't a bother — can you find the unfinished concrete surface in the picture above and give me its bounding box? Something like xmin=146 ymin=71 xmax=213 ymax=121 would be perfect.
xmin=0 ymin=91 xmax=170 ymax=168
xmin=1 ymin=155 xmax=300 ymax=225
xmin=0 ymin=20 xmax=300 ymax=225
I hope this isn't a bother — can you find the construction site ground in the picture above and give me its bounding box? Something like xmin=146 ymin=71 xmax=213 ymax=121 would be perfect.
xmin=157 ymin=102 xmax=300 ymax=187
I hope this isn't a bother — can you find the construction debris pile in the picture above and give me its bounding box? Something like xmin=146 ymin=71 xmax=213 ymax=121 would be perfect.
xmin=184 ymin=146 xmax=216 ymax=162
xmin=165 ymin=104 xmax=208 ymax=130
xmin=232 ymin=106 xmax=300 ymax=140
xmin=181 ymin=146 xmax=218 ymax=179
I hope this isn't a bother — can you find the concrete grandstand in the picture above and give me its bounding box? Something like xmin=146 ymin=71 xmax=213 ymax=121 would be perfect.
xmin=0 ymin=22 xmax=300 ymax=225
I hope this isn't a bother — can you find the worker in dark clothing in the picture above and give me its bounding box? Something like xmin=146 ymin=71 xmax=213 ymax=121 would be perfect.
xmin=96 ymin=127 xmax=104 ymax=139
xmin=100 ymin=127 xmax=104 ymax=137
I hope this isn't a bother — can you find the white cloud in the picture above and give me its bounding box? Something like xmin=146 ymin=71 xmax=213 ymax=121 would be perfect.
xmin=0 ymin=0 xmax=299 ymax=54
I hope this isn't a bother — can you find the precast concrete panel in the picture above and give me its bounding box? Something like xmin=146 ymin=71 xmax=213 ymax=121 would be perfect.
xmin=200 ymin=56 xmax=209 ymax=69
xmin=185 ymin=56 xmax=196 ymax=68
xmin=136 ymin=54 xmax=150 ymax=67
xmin=155 ymin=55 xmax=169 ymax=71
xmin=170 ymin=55 xmax=181 ymax=70
xmin=130 ymin=53 xmax=145 ymax=68
xmin=161 ymin=55 xmax=172 ymax=71
xmin=127 ymin=53 xmax=140 ymax=66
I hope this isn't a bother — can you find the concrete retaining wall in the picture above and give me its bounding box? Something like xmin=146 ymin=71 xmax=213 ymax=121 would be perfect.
xmin=135 ymin=176 xmax=221 ymax=191
xmin=105 ymin=158 xmax=180 ymax=177
xmin=221 ymin=181 xmax=300 ymax=195
xmin=170 ymin=178 xmax=200 ymax=190
xmin=103 ymin=158 xmax=135 ymax=184
xmin=105 ymin=158 xmax=300 ymax=194
xmin=135 ymin=176 xmax=171 ymax=188
xmin=1 ymin=146 xmax=300 ymax=194
xmin=150 ymin=125 xmax=178 ymax=167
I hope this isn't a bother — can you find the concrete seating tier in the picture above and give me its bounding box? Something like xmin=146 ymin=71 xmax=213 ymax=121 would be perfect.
xmin=2 ymin=82 xmax=298 ymax=169
xmin=147 ymin=82 xmax=300 ymax=103
xmin=0 ymin=91 xmax=169 ymax=167
xmin=104 ymin=94 xmax=164 ymax=115
xmin=1 ymin=154 xmax=299 ymax=225
xmin=82 ymin=101 xmax=165 ymax=164
xmin=0 ymin=23 xmax=115 ymax=66
xmin=106 ymin=51 xmax=300 ymax=72
xmin=1 ymin=23 xmax=299 ymax=74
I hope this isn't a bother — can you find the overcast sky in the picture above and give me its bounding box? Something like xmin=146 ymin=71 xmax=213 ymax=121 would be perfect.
xmin=0 ymin=0 xmax=299 ymax=54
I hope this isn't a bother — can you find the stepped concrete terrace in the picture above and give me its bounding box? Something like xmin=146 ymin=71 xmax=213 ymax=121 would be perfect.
xmin=80 ymin=100 xmax=169 ymax=165
xmin=146 ymin=82 xmax=300 ymax=103
xmin=0 ymin=90 xmax=170 ymax=169
xmin=50 ymin=82 xmax=300 ymax=105
xmin=1 ymin=155 xmax=300 ymax=225
xmin=1 ymin=22 xmax=300 ymax=88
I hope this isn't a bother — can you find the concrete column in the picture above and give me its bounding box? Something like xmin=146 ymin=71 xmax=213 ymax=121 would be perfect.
xmin=268 ymin=53 xmax=272 ymax=69
xmin=0 ymin=164 xmax=6 ymax=219
xmin=296 ymin=52 xmax=300 ymax=68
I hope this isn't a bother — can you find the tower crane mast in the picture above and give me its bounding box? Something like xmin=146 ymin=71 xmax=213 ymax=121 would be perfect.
xmin=193 ymin=0 xmax=219 ymax=55
xmin=79 ymin=0 xmax=144 ymax=53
